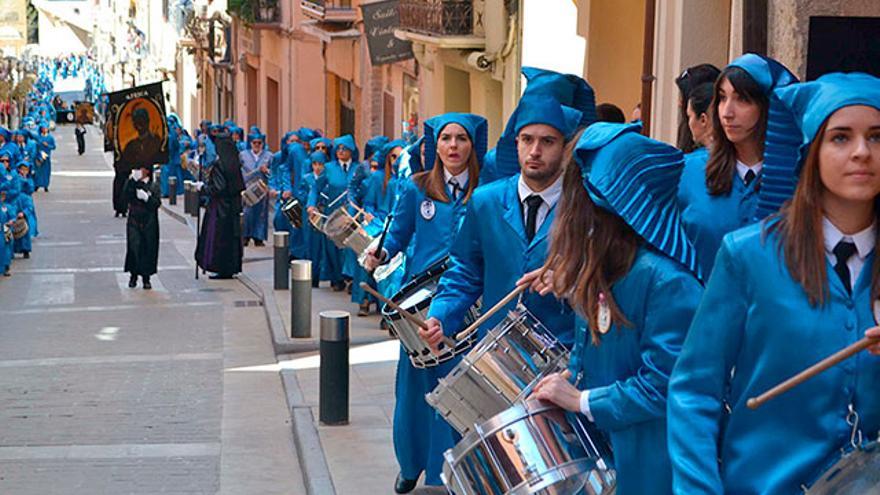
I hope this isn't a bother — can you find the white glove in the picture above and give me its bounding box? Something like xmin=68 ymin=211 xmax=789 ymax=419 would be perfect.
xmin=129 ymin=169 xmax=140 ymax=181
xmin=193 ymin=181 xmax=205 ymax=191
xmin=136 ymin=188 xmax=150 ymax=202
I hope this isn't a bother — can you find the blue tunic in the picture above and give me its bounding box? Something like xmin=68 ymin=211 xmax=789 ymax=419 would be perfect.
xmin=381 ymin=176 xmax=466 ymax=486
xmin=569 ymin=247 xmax=702 ymax=495
xmin=13 ymin=177 xmax=37 ymax=253
xmin=34 ymin=134 xmax=55 ymax=189
xmin=677 ymin=148 xmax=761 ymax=279
xmin=306 ymin=160 xmax=359 ymax=283
xmin=240 ymin=149 xmax=273 ymax=241
xmin=161 ymin=132 xmax=185 ymax=196
xmin=668 ymin=223 xmax=880 ymax=494
xmin=427 ymin=174 xmax=575 ymax=346
xmin=0 ymin=201 xmax=13 ymax=270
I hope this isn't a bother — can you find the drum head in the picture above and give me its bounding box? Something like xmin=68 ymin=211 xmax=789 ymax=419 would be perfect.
xmin=807 ymin=442 xmax=880 ymax=494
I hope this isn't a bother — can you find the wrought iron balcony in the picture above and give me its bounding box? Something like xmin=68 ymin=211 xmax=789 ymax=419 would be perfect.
xmin=398 ymin=0 xmax=481 ymax=38
xmin=228 ymin=0 xmax=281 ymax=27
xmin=253 ymin=0 xmax=281 ymax=26
xmin=301 ymin=0 xmax=358 ymax=24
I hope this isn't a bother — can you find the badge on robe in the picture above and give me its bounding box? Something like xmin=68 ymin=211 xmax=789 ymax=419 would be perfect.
xmin=420 ymin=199 xmax=435 ymax=220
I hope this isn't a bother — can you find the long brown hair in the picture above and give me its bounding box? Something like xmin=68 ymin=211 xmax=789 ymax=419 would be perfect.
xmin=544 ymin=137 xmax=640 ymax=344
xmin=412 ymin=150 xmax=480 ymax=203
xmin=767 ymin=120 xmax=880 ymax=306
xmin=705 ymin=67 xmax=768 ymax=196
xmin=382 ymin=146 xmax=402 ymax=193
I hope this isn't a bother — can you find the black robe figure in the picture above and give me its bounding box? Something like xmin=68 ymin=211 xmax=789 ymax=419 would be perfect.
xmin=195 ymin=135 xmax=245 ymax=278
xmin=123 ymin=168 xmax=161 ymax=289
xmin=74 ymin=123 xmax=86 ymax=155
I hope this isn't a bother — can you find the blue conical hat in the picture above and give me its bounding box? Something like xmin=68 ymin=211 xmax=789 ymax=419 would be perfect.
xmin=575 ymin=122 xmax=701 ymax=279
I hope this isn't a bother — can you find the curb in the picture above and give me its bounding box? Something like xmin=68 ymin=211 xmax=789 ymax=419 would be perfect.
xmin=281 ymin=370 xmax=337 ymax=495
xmin=160 ymin=202 xmax=337 ymax=495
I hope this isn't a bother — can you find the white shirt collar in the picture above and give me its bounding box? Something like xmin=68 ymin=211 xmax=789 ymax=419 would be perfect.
xmin=443 ymin=167 xmax=469 ymax=188
xmin=339 ymin=159 xmax=352 ymax=167
xmin=823 ymin=217 xmax=875 ymax=260
xmin=736 ymin=160 xmax=763 ymax=181
xmin=517 ymin=173 xmax=563 ymax=208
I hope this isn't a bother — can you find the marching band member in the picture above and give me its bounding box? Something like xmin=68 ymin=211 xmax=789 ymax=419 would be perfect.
xmin=353 ymin=140 xmax=405 ymax=315
xmin=13 ymin=162 xmax=36 ymax=258
xmin=240 ymin=130 xmax=273 ymax=246
xmin=674 ymin=63 xmax=720 ymax=153
xmin=668 ymin=73 xmax=880 ymax=494
xmin=34 ymin=122 xmax=55 ymax=192
xmin=307 ymin=135 xmax=359 ymax=292
xmin=525 ymin=122 xmax=703 ymax=495
xmin=685 ymin=82 xmax=715 ymax=153
xmin=678 ymin=54 xmax=797 ymax=277
xmin=363 ymin=112 xmax=487 ymax=494
xmin=480 ymin=67 xmax=597 ymax=184
xmin=0 ymin=182 xmax=13 ymax=276
xmin=299 ymin=151 xmax=328 ymax=287
xmin=422 ymin=94 xmax=582 ymax=350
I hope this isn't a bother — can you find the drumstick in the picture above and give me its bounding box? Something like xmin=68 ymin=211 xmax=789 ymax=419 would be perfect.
xmin=747 ymin=335 xmax=880 ymax=410
xmin=454 ymin=284 xmax=528 ymax=341
xmin=359 ymin=282 xmax=457 ymax=350
xmin=375 ymin=213 xmax=393 ymax=261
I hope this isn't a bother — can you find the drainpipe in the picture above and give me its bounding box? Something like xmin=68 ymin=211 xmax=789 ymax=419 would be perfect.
xmin=640 ymin=0 xmax=656 ymax=136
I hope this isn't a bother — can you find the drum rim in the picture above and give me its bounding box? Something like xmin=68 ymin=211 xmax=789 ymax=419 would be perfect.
xmin=443 ymin=459 xmax=597 ymax=495
xmin=381 ymin=256 xmax=450 ymax=319
xmin=806 ymin=440 xmax=880 ymax=492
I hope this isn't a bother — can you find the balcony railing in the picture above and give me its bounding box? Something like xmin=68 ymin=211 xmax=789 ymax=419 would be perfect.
xmin=301 ymin=0 xmax=358 ymax=23
xmin=398 ymin=0 xmax=476 ymax=37
xmin=252 ymin=0 xmax=281 ymax=25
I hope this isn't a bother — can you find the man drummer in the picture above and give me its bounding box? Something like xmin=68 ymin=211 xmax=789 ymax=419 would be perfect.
xmin=422 ymin=94 xmax=586 ymax=350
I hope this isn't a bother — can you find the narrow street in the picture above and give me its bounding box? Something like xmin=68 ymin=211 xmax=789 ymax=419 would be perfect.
xmin=0 ymin=125 xmax=304 ymax=494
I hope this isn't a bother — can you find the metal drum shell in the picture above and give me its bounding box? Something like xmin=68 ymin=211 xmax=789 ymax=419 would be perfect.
xmin=426 ymin=305 xmax=569 ymax=436
xmin=281 ymin=198 xmax=303 ymax=228
xmin=381 ymin=258 xmax=480 ymax=368
xmin=241 ymin=179 xmax=268 ymax=208
xmin=805 ymin=440 xmax=880 ymax=494
xmin=12 ymin=218 xmax=28 ymax=240
xmin=442 ymin=399 xmax=616 ymax=495
xmin=322 ymin=209 xmax=360 ymax=248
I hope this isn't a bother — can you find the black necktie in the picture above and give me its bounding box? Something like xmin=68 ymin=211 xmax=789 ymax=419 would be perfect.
xmin=342 ymin=163 xmax=348 ymax=174
xmin=833 ymin=240 xmax=857 ymax=294
xmin=448 ymin=179 xmax=462 ymax=201
xmin=524 ymin=194 xmax=543 ymax=242
xmin=744 ymin=169 xmax=757 ymax=187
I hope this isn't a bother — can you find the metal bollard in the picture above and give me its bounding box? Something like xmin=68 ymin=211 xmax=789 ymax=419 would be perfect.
xmin=274 ymin=231 xmax=290 ymax=290
xmin=290 ymin=260 xmax=312 ymax=338
xmin=319 ymin=310 xmax=349 ymax=425
xmin=188 ymin=182 xmax=199 ymax=217
xmin=183 ymin=181 xmax=193 ymax=215
xmin=168 ymin=176 xmax=177 ymax=205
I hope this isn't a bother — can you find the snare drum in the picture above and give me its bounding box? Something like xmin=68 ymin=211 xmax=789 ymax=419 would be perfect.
xmin=382 ymin=258 xmax=481 ymax=368
xmin=281 ymin=198 xmax=303 ymax=228
xmin=241 ymin=179 xmax=268 ymax=207
xmin=12 ymin=217 xmax=28 ymax=240
xmin=2 ymin=224 xmax=11 ymax=243
xmin=427 ymin=304 xmax=569 ymax=435
xmin=805 ymin=440 xmax=880 ymax=494
xmin=322 ymin=208 xmax=360 ymax=248
xmin=442 ymin=400 xmax=616 ymax=495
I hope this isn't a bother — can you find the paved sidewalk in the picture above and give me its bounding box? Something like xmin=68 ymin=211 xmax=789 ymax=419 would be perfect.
xmin=0 ymin=125 xmax=305 ymax=494
xmin=161 ymin=197 xmax=444 ymax=494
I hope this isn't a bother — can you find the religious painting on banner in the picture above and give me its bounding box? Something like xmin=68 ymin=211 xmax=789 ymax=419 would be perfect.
xmin=361 ymin=0 xmax=414 ymax=65
xmin=104 ymin=82 xmax=169 ymax=170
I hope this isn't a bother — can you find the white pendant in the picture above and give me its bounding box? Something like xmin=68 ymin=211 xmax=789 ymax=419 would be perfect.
xmin=597 ymin=292 xmax=611 ymax=335
xmin=873 ymin=299 xmax=880 ymax=326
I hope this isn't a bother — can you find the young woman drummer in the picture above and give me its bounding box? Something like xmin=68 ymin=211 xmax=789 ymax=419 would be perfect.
xmin=362 ymin=113 xmax=487 ymax=494
xmin=524 ymin=122 xmax=704 ymax=495
xmin=677 ymin=54 xmax=798 ymax=277
xmin=668 ymin=73 xmax=880 ymax=494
